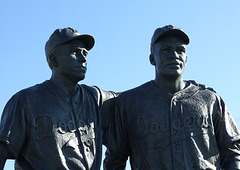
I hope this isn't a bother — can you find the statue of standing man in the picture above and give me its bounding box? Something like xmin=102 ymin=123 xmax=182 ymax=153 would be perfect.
xmin=103 ymin=25 xmax=240 ymax=169
xmin=0 ymin=27 xmax=116 ymax=169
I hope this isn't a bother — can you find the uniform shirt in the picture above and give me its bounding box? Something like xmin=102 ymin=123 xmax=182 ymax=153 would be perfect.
xmin=103 ymin=80 xmax=240 ymax=170
xmin=0 ymin=80 xmax=116 ymax=170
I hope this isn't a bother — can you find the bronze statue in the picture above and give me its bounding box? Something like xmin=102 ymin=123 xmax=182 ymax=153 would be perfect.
xmin=103 ymin=25 xmax=240 ymax=169
xmin=0 ymin=27 xmax=116 ymax=169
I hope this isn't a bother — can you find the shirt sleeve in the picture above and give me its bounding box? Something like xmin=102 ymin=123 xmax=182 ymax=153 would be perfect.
xmin=102 ymin=97 xmax=130 ymax=169
xmin=0 ymin=93 xmax=29 ymax=157
xmin=93 ymin=86 xmax=118 ymax=105
xmin=213 ymin=95 xmax=240 ymax=168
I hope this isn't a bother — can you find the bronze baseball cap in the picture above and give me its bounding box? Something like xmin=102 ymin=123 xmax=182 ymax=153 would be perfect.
xmin=150 ymin=25 xmax=189 ymax=48
xmin=45 ymin=27 xmax=95 ymax=57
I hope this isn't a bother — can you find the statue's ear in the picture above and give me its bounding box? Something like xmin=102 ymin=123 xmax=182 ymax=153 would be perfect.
xmin=48 ymin=53 xmax=58 ymax=68
xmin=149 ymin=54 xmax=155 ymax=66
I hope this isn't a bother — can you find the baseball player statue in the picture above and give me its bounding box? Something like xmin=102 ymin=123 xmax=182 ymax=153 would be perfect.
xmin=103 ymin=25 xmax=240 ymax=169
xmin=0 ymin=27 xmax=116 ymax=169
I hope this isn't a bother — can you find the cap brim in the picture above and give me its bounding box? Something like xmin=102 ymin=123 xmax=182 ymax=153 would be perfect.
xmin=75 ymin=34 xmax=95 ymax=51
xmin=62 ymin=34 xmax=95 ymax=51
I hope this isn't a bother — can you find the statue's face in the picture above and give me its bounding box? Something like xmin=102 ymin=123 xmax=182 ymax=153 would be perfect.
xmin=151 ymin=35 xmax=187 ymax=80
xmin=53 ymin=39 xmax=88 ymax=83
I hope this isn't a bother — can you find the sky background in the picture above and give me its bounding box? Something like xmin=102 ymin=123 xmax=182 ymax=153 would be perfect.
xmin=1 ymin=1 xmax=240 ymax=169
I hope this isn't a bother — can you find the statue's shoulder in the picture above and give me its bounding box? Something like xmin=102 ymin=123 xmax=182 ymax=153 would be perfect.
xmin=80 ymin=84 xmax=100 ymax=101
xmin=15 ymin=82 xmax=46 ymax=97
xmin=119 ymin=81 xmax=150 ymax=98
xmin=188 ymin=80 xmax=216 ymax=93
xmin=81 ymin=84 xmax=98 ymax=94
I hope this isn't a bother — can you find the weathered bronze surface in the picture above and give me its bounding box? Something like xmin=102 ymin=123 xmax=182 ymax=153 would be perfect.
xmin=103 ymin=25 xmax=240 ymax=170
xmin=0 ymin=27 xmax=116 ymax=169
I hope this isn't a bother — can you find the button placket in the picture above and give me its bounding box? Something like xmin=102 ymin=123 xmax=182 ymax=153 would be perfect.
xmin=170 ymin=98 xmax=185 ymax=169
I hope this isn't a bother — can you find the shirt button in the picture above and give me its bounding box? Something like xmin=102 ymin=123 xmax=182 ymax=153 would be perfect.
xmin=174 ymin=112 xmax=179 ymax=118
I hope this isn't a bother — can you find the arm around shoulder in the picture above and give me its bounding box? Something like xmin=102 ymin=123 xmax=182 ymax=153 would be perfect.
xmin=102 ymin=98 xmax=130 ymax=169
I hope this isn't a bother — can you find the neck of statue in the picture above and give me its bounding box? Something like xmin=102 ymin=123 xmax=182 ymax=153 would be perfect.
xmin=154 ymin=75 xmax=186 ymax=94
xmin=49 ymin=73 xmax=79 ymax=97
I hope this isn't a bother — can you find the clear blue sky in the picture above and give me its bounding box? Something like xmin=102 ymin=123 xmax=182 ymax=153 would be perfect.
xmin=1 ymin=1 xmax=240 ymax=169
